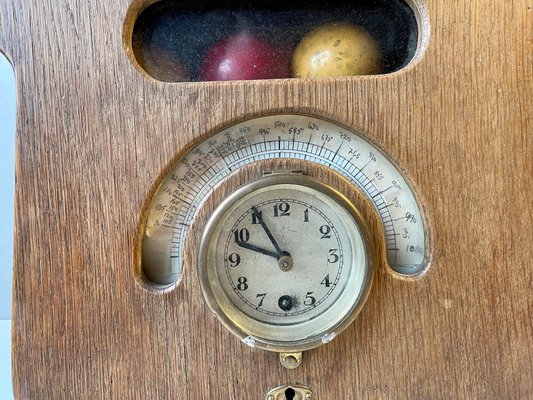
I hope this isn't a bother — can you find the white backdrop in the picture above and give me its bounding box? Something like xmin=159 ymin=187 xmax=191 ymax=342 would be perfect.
xmin=0 ymin=51 xmax=15 ymax=400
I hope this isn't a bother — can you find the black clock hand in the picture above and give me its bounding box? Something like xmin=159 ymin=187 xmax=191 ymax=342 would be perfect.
xmin=235 ymin=240 xmax=279 ymax=259
xmin=251 ymin=206 xmax=290 ymax=259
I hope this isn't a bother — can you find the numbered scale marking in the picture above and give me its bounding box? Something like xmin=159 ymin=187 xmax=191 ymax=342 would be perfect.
xmin=143 ymin=115 xmax=428 ymax=285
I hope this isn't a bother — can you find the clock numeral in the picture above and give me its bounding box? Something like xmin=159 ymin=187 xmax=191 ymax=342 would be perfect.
xmin=256 ymin=293 xmax=267 ymax=307
xmin=319 ymin=224 xmax=332 ymax=239
xmin=328 ymin=249 xmax=339 ymax=263
xmin=237 ymin=277 xmax=248 ymax=291
xmin=228 ymin=253 xmax=241 ymax=267
xmin=234 ymin=228 xmax=250 ymax=243
xmin=304 ymin=208 xmax=309 ymax=222
xmin=251 ymin=210 xmax=262 ymax=224
xmin=273 ymin=202 xmax=291 ymax=217
xmin=304 ymin=291 xmax=316 ymax=306
xmin=321 ymin=274 xmax=331 ymax=287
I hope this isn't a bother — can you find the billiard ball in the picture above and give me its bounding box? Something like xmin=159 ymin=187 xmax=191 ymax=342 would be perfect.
xmin=292 ymin=23 xmax=382 ymax=78
xmin=199 ymin=32 xmax=290 ymax=81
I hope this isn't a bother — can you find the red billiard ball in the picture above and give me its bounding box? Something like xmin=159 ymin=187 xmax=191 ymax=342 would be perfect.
xmin=199 ymin=33 xmax=290 ymax=81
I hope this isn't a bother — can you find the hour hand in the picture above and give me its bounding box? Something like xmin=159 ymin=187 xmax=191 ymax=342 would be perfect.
xmin=235 ymin=240 xmax=280 ymax=259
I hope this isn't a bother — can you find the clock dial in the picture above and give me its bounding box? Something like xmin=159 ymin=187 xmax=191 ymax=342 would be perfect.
xmin=198 ymin=172 xmax=373 ymax=351
xmin=220 ymin=193 xmax=349 ymax=325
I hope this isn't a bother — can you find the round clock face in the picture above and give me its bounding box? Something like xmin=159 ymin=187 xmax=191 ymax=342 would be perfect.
xmin=198 ymin=173 xmax=373 ymax=352
xmin=223 ymin=194 xmax=349 ymax=324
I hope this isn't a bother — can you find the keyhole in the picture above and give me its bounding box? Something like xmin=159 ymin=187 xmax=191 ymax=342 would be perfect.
xmin=265 ymin=384 xmax=313 ymax=400
xmin=284 ymin=387 xmax=296 ymax=400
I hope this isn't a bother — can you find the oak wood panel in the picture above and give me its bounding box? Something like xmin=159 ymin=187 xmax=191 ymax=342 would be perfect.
xmin=1 ymin=0 xmax=532 ymax=398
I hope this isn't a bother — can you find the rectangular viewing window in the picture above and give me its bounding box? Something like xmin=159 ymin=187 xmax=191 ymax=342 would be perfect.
xmin=129 ymin=0 xmax=421 ymax=82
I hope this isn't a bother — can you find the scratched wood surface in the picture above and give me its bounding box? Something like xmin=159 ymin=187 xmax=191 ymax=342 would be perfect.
xmin=1 ymin=0 xmax=532 ymax=398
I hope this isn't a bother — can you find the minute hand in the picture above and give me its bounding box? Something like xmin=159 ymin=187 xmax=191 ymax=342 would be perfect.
xmin=251 ymin=206 xmax=287 ymax=258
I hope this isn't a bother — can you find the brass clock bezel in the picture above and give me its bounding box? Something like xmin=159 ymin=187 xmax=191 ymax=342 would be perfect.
xmin=197 ymin=172 xmax=374 ymax=353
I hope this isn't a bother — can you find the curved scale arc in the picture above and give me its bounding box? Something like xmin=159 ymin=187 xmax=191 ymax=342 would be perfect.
xmin=142 ymin=114 xmax=430 ymax=285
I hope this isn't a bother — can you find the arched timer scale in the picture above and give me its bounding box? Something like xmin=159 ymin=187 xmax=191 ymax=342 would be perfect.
xmin=142 ymin=114 xmax=430 ymax=287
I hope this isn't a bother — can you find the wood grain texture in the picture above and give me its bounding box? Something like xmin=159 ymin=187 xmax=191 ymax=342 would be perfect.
xmin=1 ymin=0 xmax=532 ymax=398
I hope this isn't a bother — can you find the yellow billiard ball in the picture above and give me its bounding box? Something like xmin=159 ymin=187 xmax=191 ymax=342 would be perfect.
xmin=292 ymin=23 xmax=382 ymax=78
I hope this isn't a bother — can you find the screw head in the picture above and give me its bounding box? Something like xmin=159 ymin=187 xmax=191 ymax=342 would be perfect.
xmin=284 ymin=355 xmax=297 ymax=366
xmin=279 ymin=352 xmax=302 ymax=369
